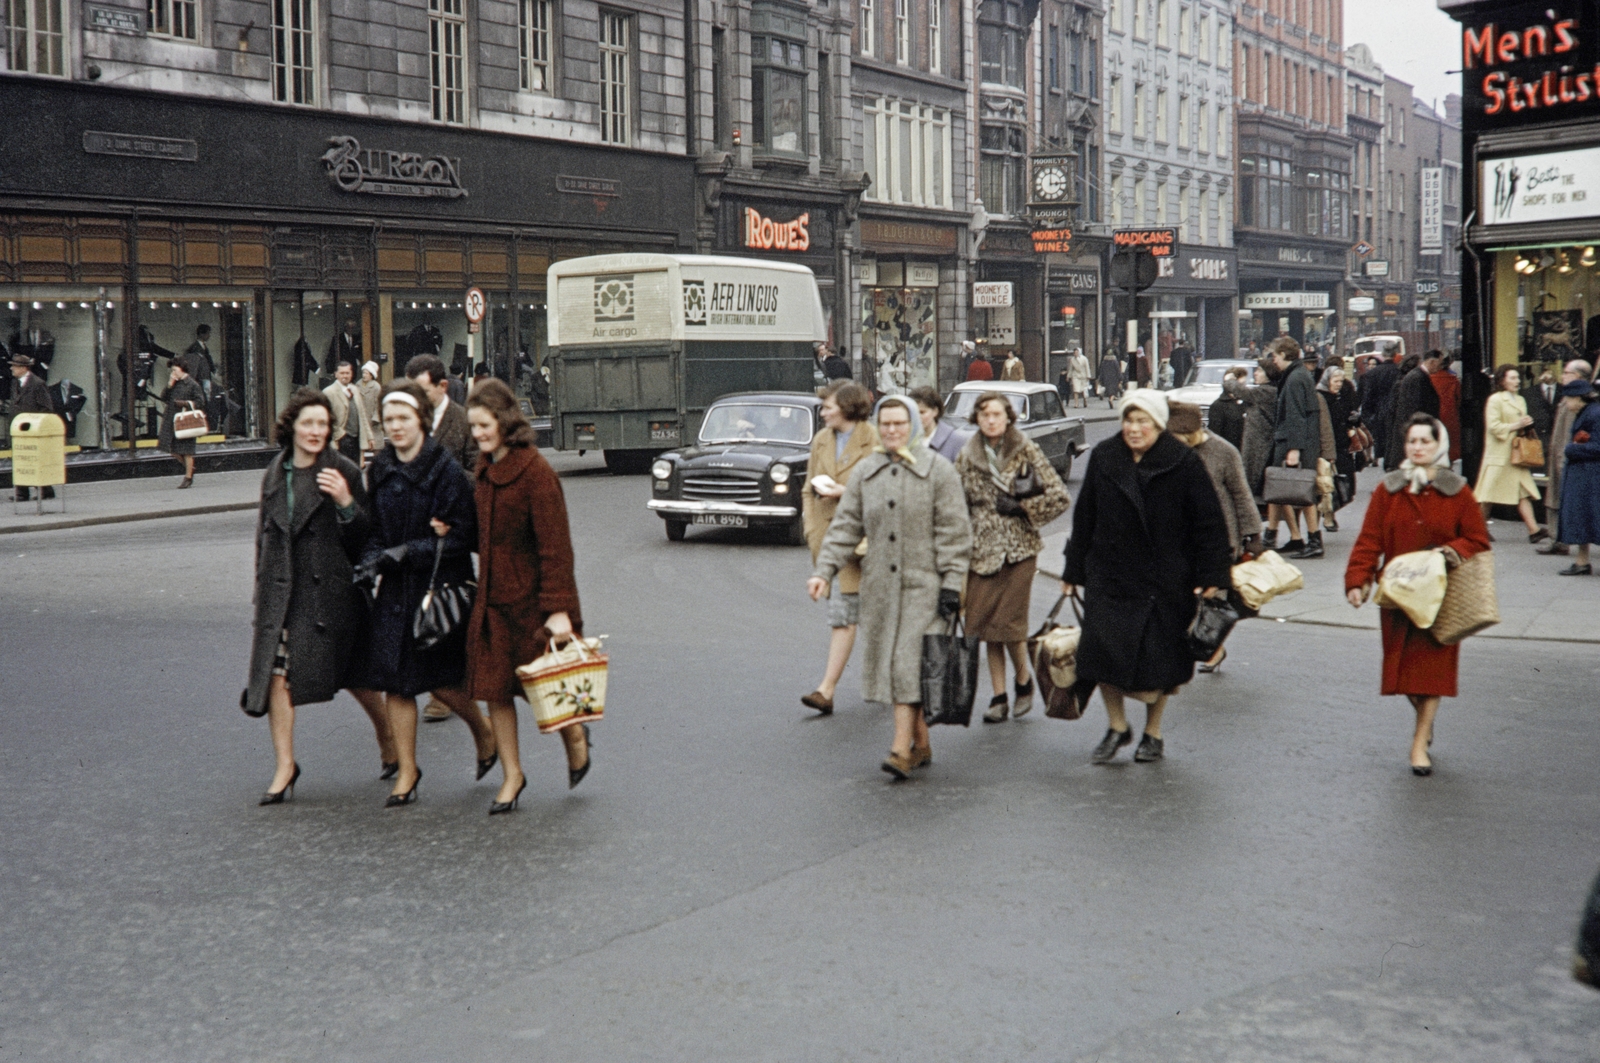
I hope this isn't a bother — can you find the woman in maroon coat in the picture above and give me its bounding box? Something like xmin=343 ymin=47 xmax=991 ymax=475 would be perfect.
xmin=464 ymin=380 xmax=588 ymax=813
xmin=1345 ymin=413 xmax=1491 ymax=777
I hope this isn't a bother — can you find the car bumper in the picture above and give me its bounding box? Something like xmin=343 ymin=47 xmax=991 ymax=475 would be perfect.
xmin=648 ymin=499 xmax=798 ymax=520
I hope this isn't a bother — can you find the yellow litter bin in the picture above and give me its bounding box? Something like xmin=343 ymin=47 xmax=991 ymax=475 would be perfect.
xmin=11 ymin=412 xmax=67 ymax=513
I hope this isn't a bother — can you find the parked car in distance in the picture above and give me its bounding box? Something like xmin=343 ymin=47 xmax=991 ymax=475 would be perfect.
xmin=1164 ymin=359 xmax=1260 ymax=424
xmin=1352 ymin=333 xmax=1405 ymax=362
xmin=647 ymin=391 xmax=821 ymax=543
xmin=943 ymin=381 xmax=1088 ymax=479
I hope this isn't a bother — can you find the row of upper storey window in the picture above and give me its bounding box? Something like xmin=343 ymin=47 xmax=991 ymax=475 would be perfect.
xmin=1105 ymin=77 xmax=1232 ymax=158
xmin=1106 ymin=0 xmax=1230 ymax=66
xmin=1238 ymin=43 xmax=1340 ymax=128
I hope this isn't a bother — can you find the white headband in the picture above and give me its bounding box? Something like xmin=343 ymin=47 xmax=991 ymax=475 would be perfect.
xmin=382 ymin=392 xmax=421 ymax=413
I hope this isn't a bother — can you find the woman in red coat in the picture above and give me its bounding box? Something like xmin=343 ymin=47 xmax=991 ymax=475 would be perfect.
xmin=464 ymin=380 xmax=589 ymax=813
xmin=1345 ymin=413 xmax=1491 ymax=776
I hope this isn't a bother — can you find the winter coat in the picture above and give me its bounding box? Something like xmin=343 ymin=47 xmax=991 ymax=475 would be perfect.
xmin=359 ymin=438 xmax=478 ymax=697
xmin=955 ymin=427 xmax=1070 ymax=576
xmin=1063 ymin=432 xmax=1233 ymax=694
xmin=1226 ymin=377 xmax=1277 ymax=501
xmin=1067 ymin=353 xmax=1093 ymax=386
xmin=1548 ymin=398 xmax=1580 ymax=529
xmin=1385 ymin=368 xmax=1441 ymax=470
xmin=1190 ymin=434 xmax=1259 ymax=556
xmin=1358 ymin=360 xmax=1401 ymax=461
xmin=432 ymin=398 xmax=477 ymax=473
xmin=357 ymin=378 xmax=384 ymax=447
xmin=1474 ymin=390 xmax=1540 ymax=506
xmin=1207 ymin=391 xmax=1246 ymax=450
xmin=244 ymin=449 xmax=372 ymax=717
xmin=802 ymin=420 xmax=880 ymax=595
xmin=813 ymin=450 xmax=972 ymax=705
xmin=1344 ymin=469 xmax=1491 ymax=697
xmin=158 ymin=376 xmax=206 ymax=455
xmin=1099 ymin=355 xmax=1124 ymax=392
xmin=323 ymin=381 xmax=375 ymax=453
xmin=10 ymin=370 xmax=53 ymax=414
xmin=465 ymin=445 xmax=583 ymax=704
xmin=1320 ymin=381 xmax=1358 ymax=478
xmin=1000 ymin=355 xmax=1026 ymax=381
xmin=1560 ymin=401 xmax=1600 ymax=546
xmin=1272 ymin=362 xmax=1321 ymax=465
xmin=927 ymin=420 xmax=966 ymax=462
xmin=1433 ymin=370 xmax=1463 ymax=461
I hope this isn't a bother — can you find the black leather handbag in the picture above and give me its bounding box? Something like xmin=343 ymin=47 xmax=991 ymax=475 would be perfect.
xmin=1187 ymin=594 xmax=1241 ymax=662
xmin=1010 ymin=462 xmax=1045 ymax=499
xmin=412 ymin=542 xmax=476 ymax=651
xmin=920 ymin=616 xmax=981 ymax=727
xmin=1262 ymin=465 xmax=1319 ymax=507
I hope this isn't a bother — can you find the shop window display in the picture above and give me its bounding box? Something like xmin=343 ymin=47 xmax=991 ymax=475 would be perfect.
xmin=861 ymin=285 xmax=937 ymax=395
xmin=1500 ymin=247 xmax=1600 ymax=370
xmin=1 ymin=289 xmax=103 ymax=449
xmin=271 ymin=293 xmax=366 ymax=416
xmin=138 ymin=292 xmax=257 ymax=440
xmin=391 ymin=295 xmax=475 ymax=381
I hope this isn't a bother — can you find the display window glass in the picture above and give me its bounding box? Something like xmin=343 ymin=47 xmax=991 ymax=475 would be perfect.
xmin=272 ymin=292 xmax=368 ymax=416
xmin=1 ymin=287 xmax=107 ymax=450
xmin=485 ymin=295 xmax=549 ymax=414
xmin=861 ymin=284 xmax=938 ymax=395
xmin=1495 ymin=247 xmax=1600 ymax=373
xmin=139 ymin=289 xmax=259 ymax=441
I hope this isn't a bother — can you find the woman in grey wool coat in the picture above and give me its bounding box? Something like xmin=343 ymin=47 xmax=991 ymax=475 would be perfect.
xmin=808 ymin=396 xmax=973 ymax=780
xmin=1225 ymin=360 xmax=1279 ymax=506
xmin=245 ymin=388 xmax=396 ymax=804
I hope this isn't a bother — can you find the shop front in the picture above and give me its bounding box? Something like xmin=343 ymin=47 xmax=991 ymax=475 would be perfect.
xmin=712 ymin=193 xmax=842 ymax=348
xmin=1047 ymin=261 xmax=1101 ymax=384
xmin=0 ymin=79 xmax=694 ymax=479
xmin=1138 ymin=246 xmax=1238 ymax=365
xmin=976 ymin=224 xmax=1045 ymax=380
xmin=1237 ymin=239 xmax=1346 ymax=353
xmin=1445 ymin=0 xmax=1600 ymax=472
xmin=857 ymin=216 xmax=967 ymax=394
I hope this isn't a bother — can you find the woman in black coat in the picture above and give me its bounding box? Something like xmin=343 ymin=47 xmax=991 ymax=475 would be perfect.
xmin=246 ymin=388 xmax=395 ymax=804
xmin=1061 ymin=390 xmax=1233 ymax=765
xmin=1318 ymin=364 xmax=1359 ymax=524
xmin=158 ymin=354 xmax=207 ymax=487
xmin=359 ymin=379 xmax=495 ymax=807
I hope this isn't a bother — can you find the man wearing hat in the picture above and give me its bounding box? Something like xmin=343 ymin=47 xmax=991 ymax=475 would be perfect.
xmin=1542 ymin=360 xmax=1595 ymax=555
xmin=10 ymin=352 xmax=57 ymax=501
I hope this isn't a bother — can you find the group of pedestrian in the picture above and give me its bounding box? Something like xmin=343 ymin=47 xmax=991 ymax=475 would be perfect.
xmin=245 ymin=367 xmax=590 ymax=814
xmin=1054 ymin=348 xmax=1094 ymax=408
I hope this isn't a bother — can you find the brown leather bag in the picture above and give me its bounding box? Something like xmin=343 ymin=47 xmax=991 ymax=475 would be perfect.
xmin=1510 ymin=430 xmax=1545 ymax=469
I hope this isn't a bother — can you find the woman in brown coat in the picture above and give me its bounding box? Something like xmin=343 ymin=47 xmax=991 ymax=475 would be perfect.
xmin=799 ymin=381 xmax=878 ymax=714
xmin=464 ymin=380 xmax=588 ymax=813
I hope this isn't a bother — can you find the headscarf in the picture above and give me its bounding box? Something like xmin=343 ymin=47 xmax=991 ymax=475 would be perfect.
xmin=1118 ymin=388 xmax=1170 ymax=431
xmin=1398 ymin=419 xmax=1450 ymax=493
xmin=1317 ymin=365 xmax=1344 ymax=393
xmin=873 ymin=394 xmax=927 ymax=465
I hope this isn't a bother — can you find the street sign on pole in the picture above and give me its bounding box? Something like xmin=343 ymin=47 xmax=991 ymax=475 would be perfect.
xmin=464 ymin=287 xmax=486 ymax=324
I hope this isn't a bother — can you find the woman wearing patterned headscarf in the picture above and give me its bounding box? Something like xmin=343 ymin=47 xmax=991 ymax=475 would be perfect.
xmin=807 ymin=396 xmax=973 ymax=780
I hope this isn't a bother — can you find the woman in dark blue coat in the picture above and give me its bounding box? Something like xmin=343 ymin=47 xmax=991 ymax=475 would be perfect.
xmin=359 ymin=379 xmax=495 ymax=807
xmin=1558 ymin=383 xmax=1600 ymax=575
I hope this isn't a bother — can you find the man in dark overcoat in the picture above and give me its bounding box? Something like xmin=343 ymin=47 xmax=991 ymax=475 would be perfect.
xmin=1267 ymin=339 xmax=1323 ymax=558
xmin=1385 ymin=353 xmax=1441 ymax=471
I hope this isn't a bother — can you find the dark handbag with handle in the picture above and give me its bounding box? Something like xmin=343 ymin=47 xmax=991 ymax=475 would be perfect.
xmin=920 ymin=616 xmax=980 ymax=727
xmin=1262 ymin=465 xmax=1319 ymax=507
xmin=1009 ymin=462 xmax=1045 ymax=500
xmin=1187 ymin=594 xmax=1241 ymax=661
xmin=412 ymin=542 xmax=476 ymax=651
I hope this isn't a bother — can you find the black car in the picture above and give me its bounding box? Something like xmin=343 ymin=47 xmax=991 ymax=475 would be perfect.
xmin=648 ymin=391 xmax=822 ymax=543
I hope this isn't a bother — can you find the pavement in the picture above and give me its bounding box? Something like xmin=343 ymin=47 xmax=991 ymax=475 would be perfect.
xmin=3 ymin=431 xmax=1599 ymax=1063
xmin=0 ymin=467 xmax=263 ymax=535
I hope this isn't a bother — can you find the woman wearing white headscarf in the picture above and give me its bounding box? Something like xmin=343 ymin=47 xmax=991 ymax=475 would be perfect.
xmin=808 ymin=396 xmax=973 ymax=779
xmin=1345 ymin=414 xmax=1491 ymax=777
xmin=1060 ymin=389 xmax=1232 ymax=766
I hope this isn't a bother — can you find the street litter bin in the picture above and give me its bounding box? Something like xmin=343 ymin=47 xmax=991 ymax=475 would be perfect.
xmin=11 ymin=413 xmax=67 ymax=510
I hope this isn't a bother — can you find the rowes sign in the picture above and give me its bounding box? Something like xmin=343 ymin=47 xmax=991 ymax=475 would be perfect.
xmin=1457 ymin=1 xmax=1600 ymax=129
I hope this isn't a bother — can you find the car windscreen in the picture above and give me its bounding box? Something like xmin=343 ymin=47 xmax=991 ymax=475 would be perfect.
xmin=1184 ymin=364 xmax=1236 ymax=388
xmin=945 ymin=391 xmax=1029 ymax=422
xmin=698 ymin=403 xmax=815 ymax=444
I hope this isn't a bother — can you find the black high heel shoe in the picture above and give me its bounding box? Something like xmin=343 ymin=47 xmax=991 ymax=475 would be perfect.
xmin=568 ymin=724 xmax=592 ymax=790
xmin=476 ymin=751 xmax=499 ymax=781
xmin=260 ymin=763 xmax=301 ymax=806
xmin=385 ymin=767 xmax=422 ymax=807
xmin=380 ymin=760 xmax=399 ymax=781
xmin=489 ymin=777 xmax=527 ymax=815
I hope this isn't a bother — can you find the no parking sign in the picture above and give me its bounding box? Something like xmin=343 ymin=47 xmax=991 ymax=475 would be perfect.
xmin=464 ymin=287 xmax=485 ymax=333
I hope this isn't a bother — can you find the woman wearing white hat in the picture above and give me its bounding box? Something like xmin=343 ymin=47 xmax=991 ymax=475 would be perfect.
xmin=1060 ymin=389 xmax=1233 ymax=765
xmin=357 ymin=361 xmax=383 ymax=460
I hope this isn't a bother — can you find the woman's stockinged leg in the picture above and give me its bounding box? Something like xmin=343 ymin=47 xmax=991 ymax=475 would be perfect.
xmin=986 ymin=642 xmax=1009 ymax=696
xmin=1102 ymin=686 xmax=1129 ymax=734
xmin=387 ymin=695 xmax=419 ymax=794
xmin=891 ymin=703 xmax=919 ymax=757
xmin=1144 ymin=695 xmax=1169 ymax=740
xmin=348 ymin=687 xmax=395 ymax=764
xmin=560 ymin=721 xmax=590 ymax=771
xmin=486 ymin=700 xmax=524 ymax=802
xmin=435 ymin=686 xmax=495 ymax=760
xmin=1005 ymin=640 xmax=1031 ymax=686
xmin=817 ymin=625 xmax=856 ymax=699
xmin=1410 ymin=695 xmax=1440 ymax=769
xmin=267 ymin=675 xmax=297 ymax=791
xmin=1517 ymin=498 xmax=1541 ymax=534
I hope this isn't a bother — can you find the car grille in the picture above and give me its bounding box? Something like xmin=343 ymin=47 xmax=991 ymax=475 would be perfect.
xmin=682 ymin=474 xmax=762 ymax=504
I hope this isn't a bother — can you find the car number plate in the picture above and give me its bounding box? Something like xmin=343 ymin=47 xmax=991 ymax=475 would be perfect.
xmin=692 ymin=514 xmax=747 ymax=528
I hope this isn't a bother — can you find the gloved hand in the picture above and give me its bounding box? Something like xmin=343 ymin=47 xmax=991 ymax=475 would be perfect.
xmin=352 ymin=556 xmax=381 ymax=589
xmin=378 ymin=544 xmax=409 ymax=572
xmin=938 ymin=588 xmax=961 ymax=621
xmin=994 ymin=492 xmax=1026 ymax=517
xmin=1240 ymin=534 xmax=1263 ymax=559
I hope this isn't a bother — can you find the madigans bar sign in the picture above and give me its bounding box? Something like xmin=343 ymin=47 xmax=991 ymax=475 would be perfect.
xmin=1459 ymin=1 xmax=1600 ymax=129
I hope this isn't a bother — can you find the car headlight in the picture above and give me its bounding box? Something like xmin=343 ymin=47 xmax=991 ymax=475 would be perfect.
xmin=651 ymin=459 xmax=673 ymax=480
xmin=769 ymin=463 xmax=791 ymax=484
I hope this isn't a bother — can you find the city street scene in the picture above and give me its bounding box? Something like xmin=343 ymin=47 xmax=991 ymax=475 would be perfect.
xmin=3 ymin=0 xmax=1600 ymax=1059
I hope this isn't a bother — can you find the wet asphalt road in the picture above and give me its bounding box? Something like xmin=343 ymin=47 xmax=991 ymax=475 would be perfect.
xmin=1 ymin=434 xmax=1597 ymax=1062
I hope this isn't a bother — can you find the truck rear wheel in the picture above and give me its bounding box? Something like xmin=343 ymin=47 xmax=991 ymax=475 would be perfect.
xmin=603 ymin=449 xmax=653 ymax=475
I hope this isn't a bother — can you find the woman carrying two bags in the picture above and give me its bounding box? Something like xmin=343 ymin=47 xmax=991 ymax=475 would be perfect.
xmin=1345 ymin=414 xmax=1491 ymax=777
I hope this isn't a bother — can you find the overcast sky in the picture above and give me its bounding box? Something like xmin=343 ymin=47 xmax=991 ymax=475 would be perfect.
xmin=1344 ymin=0 xmax=1462 ymax=113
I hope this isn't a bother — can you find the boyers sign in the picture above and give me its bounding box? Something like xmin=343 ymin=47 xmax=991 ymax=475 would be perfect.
xmin=1455 ymin=1 xmax=1600 ymax=130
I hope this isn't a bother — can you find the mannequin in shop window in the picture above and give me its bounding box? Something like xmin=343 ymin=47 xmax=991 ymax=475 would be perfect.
xmin=292 ymin=336 xmax=319 ymax=387
xmin=327 ymin=318 xmax=362 ymax=369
